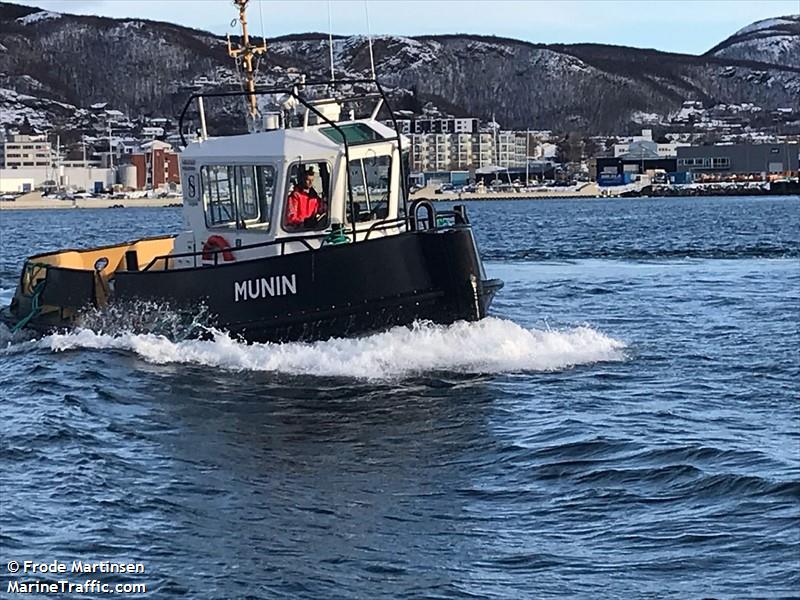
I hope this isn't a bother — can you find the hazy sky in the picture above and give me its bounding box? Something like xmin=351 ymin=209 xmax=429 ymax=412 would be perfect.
xmin=24 ymin=0 xmax=799 ymax=54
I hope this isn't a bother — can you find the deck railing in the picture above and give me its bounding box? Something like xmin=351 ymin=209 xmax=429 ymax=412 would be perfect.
xmin=140 ymin=204 xmax=469 ymax=272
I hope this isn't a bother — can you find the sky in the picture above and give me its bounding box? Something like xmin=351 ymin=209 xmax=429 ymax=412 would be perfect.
xmin=22 ymin=0 xmax=800 ymax=54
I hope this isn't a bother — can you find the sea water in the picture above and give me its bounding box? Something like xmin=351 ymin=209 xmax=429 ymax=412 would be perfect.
xmin=0 ymin=196 xmax=798 ymax=598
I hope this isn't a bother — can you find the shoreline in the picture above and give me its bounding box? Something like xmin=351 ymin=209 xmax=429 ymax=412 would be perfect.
xmin=2 ymin=189 xmax=797 ymax=211
xmin=0 ymin=192 xmax=180 ymax=210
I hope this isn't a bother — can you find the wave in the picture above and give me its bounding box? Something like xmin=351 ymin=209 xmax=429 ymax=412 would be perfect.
xmin=42 ymin=317 xmax=626 ymax=380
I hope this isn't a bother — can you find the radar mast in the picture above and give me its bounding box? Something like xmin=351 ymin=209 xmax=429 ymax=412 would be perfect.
xmin=227 ymin=0 xmax=267 ymax=123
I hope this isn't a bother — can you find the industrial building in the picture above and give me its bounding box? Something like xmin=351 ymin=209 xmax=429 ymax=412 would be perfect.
xmin=0 ymin=166 xmax=116 ymax=193
xmin=0 ymin=135 xmax=181 ymax=192
xmin=676 ymin=143 xmax=799 ymax=180
xmin=595 ymin=145 xmax=677 ymax=186
xmin=129 ymin=141 xmax=180 ymax=189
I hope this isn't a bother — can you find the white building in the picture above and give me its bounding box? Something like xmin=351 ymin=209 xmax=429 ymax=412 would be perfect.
xmin=2 ymin=134 xmax=55 ymax=168
xmin=0 ymin=174 xmax=36 ymax=193
xmin=614 ymin=129 xmax=689 ymax=158
xmin=141 ymin=126 xmax=165 ymax=139
xmin=533 ymin=142 xmax=557 ymax=159
xmin=0 ymin=166 xmax=116 ymax=192
xmin=409 ymin=130 xmax=533 ymax=172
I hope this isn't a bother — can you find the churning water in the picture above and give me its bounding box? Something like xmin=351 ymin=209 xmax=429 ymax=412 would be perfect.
xmin=1 ymin=196 xmax=798 ymax=598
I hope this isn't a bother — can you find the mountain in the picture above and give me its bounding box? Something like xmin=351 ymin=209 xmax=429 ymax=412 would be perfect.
xmin=706 ymin=15 xmax=800 ymax=68
xmin=1 ymin=2 xmax=799 ymax=135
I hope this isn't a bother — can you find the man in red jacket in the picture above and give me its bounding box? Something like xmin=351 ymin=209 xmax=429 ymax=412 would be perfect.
xmin=286 ymin=167 xmax=326 ymax=229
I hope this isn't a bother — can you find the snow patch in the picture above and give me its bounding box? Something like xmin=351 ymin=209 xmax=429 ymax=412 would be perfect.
xmin=0 ymin=87 xmax=84 ymax=131
xmin=16 ymin=10 xmax=62 ymax=25
xmin=733 ymin=15 xmax=799 ymax=37
xmin=631 ymin=111 xmax=662 ymax=124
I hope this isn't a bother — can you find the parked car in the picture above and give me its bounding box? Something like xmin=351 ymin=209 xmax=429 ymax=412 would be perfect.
xmin=0 ymin=193 xmax=17 ymax=202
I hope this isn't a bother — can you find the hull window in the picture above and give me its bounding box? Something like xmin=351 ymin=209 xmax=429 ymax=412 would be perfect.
xmin=284 ymin=162 xmax=330 ymax=231
xmin=201 ymin=164 xmax=275 ymax=230
xmin=346 ymin=155 xmax=391 ymax=223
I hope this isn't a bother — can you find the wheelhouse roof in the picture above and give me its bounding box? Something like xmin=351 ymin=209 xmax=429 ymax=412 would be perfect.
xmin=182 ymin=119 xmax=406 ymax=162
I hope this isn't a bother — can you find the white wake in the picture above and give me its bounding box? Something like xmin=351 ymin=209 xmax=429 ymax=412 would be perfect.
xmin=43 ymin=317 xmax=626 ymax=379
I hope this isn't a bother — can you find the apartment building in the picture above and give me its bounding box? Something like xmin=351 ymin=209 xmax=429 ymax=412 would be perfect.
xmin=409 ymin=131 xmax=530 ymax=172
xmin=390 ymin=117 xmax=480 ymax=135
xmin=2 ymin=134 xmax=55 ymax=168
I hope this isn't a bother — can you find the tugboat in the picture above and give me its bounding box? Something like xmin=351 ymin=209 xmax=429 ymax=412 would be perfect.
xmin=2 ymin=1 xmax=502 ymax=343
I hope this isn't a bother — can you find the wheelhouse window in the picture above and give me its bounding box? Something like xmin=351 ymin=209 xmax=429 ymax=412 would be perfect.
xmin=283 ymin=161 xmax=330 ymax=231
xmin=201 ymin=165 xmax=275 ymax=229
xmin=346 ymin=155 xmax=391 ymax=223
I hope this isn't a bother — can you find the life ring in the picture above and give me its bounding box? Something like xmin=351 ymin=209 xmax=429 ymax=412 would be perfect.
xmin=202 ymin=235 xmax=235 ymax=262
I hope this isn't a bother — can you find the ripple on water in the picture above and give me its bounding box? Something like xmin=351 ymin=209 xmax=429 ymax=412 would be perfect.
xmin=1 ymin=198 xmax=799 ymax=598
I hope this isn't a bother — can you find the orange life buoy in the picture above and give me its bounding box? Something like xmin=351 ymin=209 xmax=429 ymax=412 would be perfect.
xmin=202 ymin=235 xmax=235 ymax=262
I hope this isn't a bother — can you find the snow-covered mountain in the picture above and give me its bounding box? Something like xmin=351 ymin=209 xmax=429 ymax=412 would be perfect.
xmin=1 ymin=2 xmax=798 ymax=135
xmin=707 ymin=15 xmax=800 ymax=68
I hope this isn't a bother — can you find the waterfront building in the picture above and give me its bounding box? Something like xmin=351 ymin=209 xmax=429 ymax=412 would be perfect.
xmin=408 ymin=130 xmax=531 ymax=174
xmin=0 ymin=134 xmax=121 ymax=192
xmin=0 ymin=165 xmax=115 ymax=193
xmin=129 ymin=140 xmax=180 ymax=189
xmin=594 ymin=153 xmax=678 ymax=185
xmin=496 ymin=132 xmax=528 ymax=168
xmin=676 ymin=143 xmax=799 ymax=180
xmin=384 ymin=115 xmax=541 ymax=178
xmin=2 ymin=134 xmax=55 ymax=168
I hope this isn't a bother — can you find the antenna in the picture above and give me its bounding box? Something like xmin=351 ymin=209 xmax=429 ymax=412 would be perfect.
xmin=364 ymin=1 xmax=376 ymax=81
xmin=327 ymin=0 xmax=335 ymax=82
xmin=227 ymin=0 xmax=267 ymax=123
xmin=258 ymin=0 xmax=265 ymax=41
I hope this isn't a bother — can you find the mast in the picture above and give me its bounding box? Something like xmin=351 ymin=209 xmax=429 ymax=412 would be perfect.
xmin=227 ymin=0 xmax=267 ymax=123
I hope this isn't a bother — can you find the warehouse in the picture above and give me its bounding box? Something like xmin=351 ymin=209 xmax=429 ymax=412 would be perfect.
xmin=676 ymin=143 xmax=799 ymax=180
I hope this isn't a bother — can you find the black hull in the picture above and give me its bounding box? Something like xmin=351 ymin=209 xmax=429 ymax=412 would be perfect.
xmin=7 ymin=228 xmax=501 ymax=343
